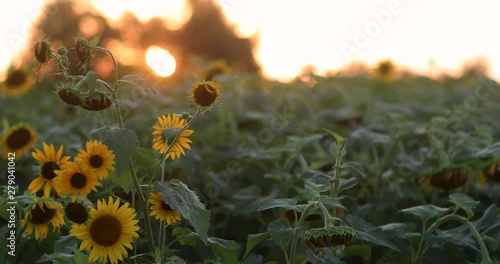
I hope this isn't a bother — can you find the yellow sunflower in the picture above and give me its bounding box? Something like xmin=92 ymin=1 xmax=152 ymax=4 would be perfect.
xmin=152 ymin=114 xmax=193 ymax=160
xmin=74 ymin=140 xmax=115 ymax=180
xmin=70 ymin=197 xmax=140 ymax=264
xmin=28 ymin=143 xmax=71 ymax=197
xmin=373 ymin=59 xmax=396 ymax=81
xmin=149 ymin=192 xmax=181 ymax=224
xmin=21 ymin=198 xmax=64 ymax=240
xmin=0 ymin=66 xmax=35 ymax=97
xmin=0 ymin=122 xmax=38 ymax=158
xmin=54 ymin=162 xmax=102 ymax=202
xmin=478 ymin=162 xmax=500 ymax=187
xmin=190 ymin=80 xmax=222 ymax=108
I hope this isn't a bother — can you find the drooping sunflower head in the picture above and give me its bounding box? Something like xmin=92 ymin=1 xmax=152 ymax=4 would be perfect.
xmin=74 ymin=140 xmax=115 ymax=180
xmin=64 ymin=201 xmax=89 ymax=224
xmin=190 ymin=80 xmax=222 ymax=108
xmin=201 ymin=59 xmax=232 ymax=81
xmin=74 ymin=34 xmax=95 ymax=71
xmin=54 ymin=162 xmax=102 ymax=202
xmin=21 ymin=198 xmax=64 ymax=240
xmin=303 ymin=226 xmax=356 ymax=250
xmin=1 ymin=66 xmax=35 ymax=97
xmin=56 ymin=85 xmax=82 ymax=106
xmin=478 ymin=162 xmax=500 ymax=188
xmin=152 ymin=114 xmax=193 ymax=160
xmin=149 ymin=192 xmax=181 ymax=224
xmin=29 ymin=142 xmax=71 ymax=197
xmin=419 ymin=166 xmax=470 ymax=192
xmin=70 ymin=196 xmax=140 ymax=264
xmin=32 ymin=39 xmax=52 ymax=73
xmin=0 ymin=122 xmax=38 ymax=158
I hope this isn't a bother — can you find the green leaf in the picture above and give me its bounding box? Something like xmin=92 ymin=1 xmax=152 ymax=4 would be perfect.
xmin=267 ymin=218 xmax=294 ymax=253
xmin=257 ymin=198 xmax=297 ymax=211
xmin=245 ymin=233 xmax=270 ymax=258
xmin=449 ymin=193 xmax=479 ymax=218
xmin=85 ymin=70 xmax=97 ymax=92
xmin=324 ymin=128 xmax=346 ymax=146
xmin=90 ymin=127 xmax=139 ymax=175
xmin=340 ymin=177 xmax=358 ymax=191
xmin=474 ymin=141 xmax=500 ymax=158
xmin=207 ymin=237 xmax=238 ymax=263
xmin=319 ymin=197 xmax=347 ymax=211
xmin=119 ymin=74 xmax=158 ymax=98
xmin=109 ymin=169 xmax=133 ymax=192
xmin=400 ymin=204 xmax=449 ymax=222
xmin=341 ymin=161 xmax=366 ymax=178
xmin=54 ymin=235 xmax=80 ymax=253
xmin=153 ymin=180 xmax=210 ymax=243
xmin=342 ymin=245 xmax=371 ymax=260
xmin=90 ymin=35 xmax=100 ymax=45
xmin=36 ymin=253 xmax=75 ymax=264
xmin=131 ymin=147 xmax=158 ymax=168
xmin=346 ymin=215 xmax=401 ymax=252
xmin=172 ymin=227 xmax=198 ymax=246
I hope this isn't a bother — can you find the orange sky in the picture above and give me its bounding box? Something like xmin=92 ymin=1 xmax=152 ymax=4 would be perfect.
xmin=1 ymin=0 xmax=499 ymax=81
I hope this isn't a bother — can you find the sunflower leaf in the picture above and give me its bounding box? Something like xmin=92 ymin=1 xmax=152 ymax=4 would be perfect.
xmin=90 ymin=127 xmax=139 ymax=175
xmin=449 ymin=193 xmax=479 ymax=219
xmin=267 ymin=218 xmax=294 ymax=253
xmin=154 ymin=180 xmax=210 ymax=243
xmin=257 ymin=198 xmax=297 ymax=211
xmin=207 ymin=237 xmax=238 ymax=263
xmin=245 ymin=232 xmax=270 ymax=258
xmin=119 ymin=74 xmax=158 ymax=98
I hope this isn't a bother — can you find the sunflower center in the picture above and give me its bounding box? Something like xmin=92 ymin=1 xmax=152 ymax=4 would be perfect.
xmin=194 ymin=84 xmax=217 ymax=107
xmin=5 ymin=70 xmax=27 ymax=87
xmin=6 ymin=128 xmax=31 ymax=149
xmin=41 ymin=161 xmax=60 ymax=180
xmin=30 ymin=203 xmax=56 ymax=224
xmin=65 ymin=202 xmax=88 ymax=224
xmin=161 ymin=202 xmax=173 ymax=211
xmin=70 ymin=172 xmax=87 ymax=189
xmin=89 ymin=155 xmax=104 ymax=168
xmin=90 ymin=215 xmax=122 ymax=246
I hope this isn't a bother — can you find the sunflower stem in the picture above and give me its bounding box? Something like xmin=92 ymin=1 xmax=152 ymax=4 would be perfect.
xmin=290 ymin=202 xmax=316 ymax=264
xmin=128 ymin=159 xmax=156 ymax=252
xmin=160 ymin=224 xmax=168 ymax=263
xmin=93 ymin=46 xmax=119 ymax=91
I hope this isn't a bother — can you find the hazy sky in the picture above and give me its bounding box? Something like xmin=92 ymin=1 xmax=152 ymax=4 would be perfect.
xmin=1 ymin=0 xmax=499 ymax=81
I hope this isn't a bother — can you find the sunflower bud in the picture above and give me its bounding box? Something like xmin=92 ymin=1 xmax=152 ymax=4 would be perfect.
xmin=33 ymin=39 xmax=52 ymax=73
xmin=57 ymin=46 xmax=68 ymax=55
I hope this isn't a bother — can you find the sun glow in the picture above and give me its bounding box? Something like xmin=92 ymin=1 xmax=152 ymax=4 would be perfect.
xmin=145 ymin=46 xmax=176 ymax=77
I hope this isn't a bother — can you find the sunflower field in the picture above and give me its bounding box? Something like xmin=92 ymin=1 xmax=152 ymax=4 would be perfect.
xmin=1 ymin=36 xmax=500 ymax=264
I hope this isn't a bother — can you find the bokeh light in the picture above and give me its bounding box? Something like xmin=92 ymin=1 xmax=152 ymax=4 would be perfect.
xmin=145 ymin=46 xmax=176 ymax=77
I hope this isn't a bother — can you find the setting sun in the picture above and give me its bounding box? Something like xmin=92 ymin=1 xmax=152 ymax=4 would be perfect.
xmin=145 ymin=46 xmax=176 ymax=77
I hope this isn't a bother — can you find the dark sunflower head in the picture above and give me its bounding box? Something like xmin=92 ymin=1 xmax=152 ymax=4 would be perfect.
xmin=64 ymin=202 xmax=89 ymax=224
xmin=81 ymin=92 xmax=112 ymax=111
xmin=190 ymin=81 xmax=222 ymax=108
xmin=419 ymin=166 xmax=470 ymax=191
xmin=0 ymin=122 xmax=38 ymax=158
xmin=74 ymin=35 xmax=95 ymax=71
xmin=57 ymin=86 xmax=82 ymax=106
xmin=303 ymin=226 xmax=356 ymax=249
xmin=374 ymin=59 xmax=396 ymax=80
xmin=33 ymin=39 xmax=52 ymax=73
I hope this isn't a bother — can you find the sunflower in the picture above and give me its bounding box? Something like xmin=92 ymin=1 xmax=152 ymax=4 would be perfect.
xmin=28 ymin=143 xmax=71 ymax=197
xmin=64 ymin=201 xmax=89 ymax=224
xmin=33 ymin=39 xmax=52 ymax=73
xmin=0 ymin=122 xmax=38 ymax=158
xmin=419 ymin=167 xmax=469 ymax=192
xmin=74 ymin=140 xmax=115 ymax=180
xmin=190 ymin=80 xmax=222 ymax=108
xmin=21 ymin=198 xmax=64 ymax=240
xmin=70 ymin=197 xmax=140 ymax=264
xmin=149 ymin=192 xmax=181 ymax=224
xmin=374 ymin=59 xmax=396 ymax=81
xmin=478 ymin=162 xmax=500 ymax=187
xmin=54 ymin=162 xmax=102 ymax=202
xmin=201 ymin=59 xmax=232 ymax=81
xmin=1 ymin=66 xmax=35 ymax=97
xmin=152 ymin=114 xmax=193 ymax=160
